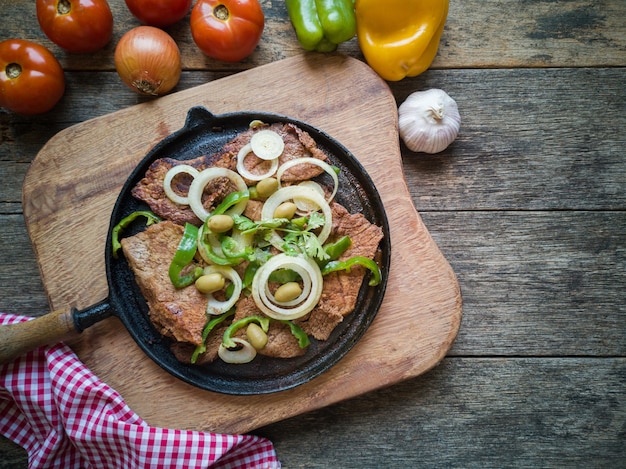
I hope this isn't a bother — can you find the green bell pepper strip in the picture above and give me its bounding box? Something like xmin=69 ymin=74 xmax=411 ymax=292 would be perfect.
xmin=220 ymin=236 xmax=254 ymax=262
xmin=168 ymin=223 xmax=204 ymax=288
xmin=197 ymin=191 xmax=251 ymax=266
xmin=321 ymin=256 xmax=382 ymax=286
xmin=198 ymin=238 xmax=235 ymax=266
xmin=210 ymin=190 xmax=249 ymax=217
xmin=222 ymin=315 xmax=270 ymax=349
xmin=317 ymin=235 xmax=352 ymax=267
xmin=197 ymin=230 xmax=243 ymax=267
xmin=277 ymin=320 xmax=310 ymax=348
xmin=286 ymin=0 xmax=356 ymax=52
xmin=222 ymin=315 xmax=310 ymax=350
xmin=111 ymin=211 xmax=162 ymax=259
xmin=248 ymin=185 xmax=259 ymax=200
xmin=288 ymin=216 xmax=308 ymax=229
xmin=190 ymin=309 xmax=236 ymax=364
xmin=243 ymin=261 xmax=260 ymax=289
xmin=268 ymin=268 xmax=301 ymax=284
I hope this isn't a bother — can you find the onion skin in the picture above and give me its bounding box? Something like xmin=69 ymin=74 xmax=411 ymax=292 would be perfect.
xmin=114 ymin=26 xmax=181 ymax=96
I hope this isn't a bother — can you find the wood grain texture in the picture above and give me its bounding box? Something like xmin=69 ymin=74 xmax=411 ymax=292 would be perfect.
xmin=1 ymin=0 xmax=625 ymax=465
xmin=421 ymin=211 xmax=626 ymax=356
xmin=258 ymin=357 xmax=626 ymax=468
xmin=20 ymin=55 xmax=462 ymax=433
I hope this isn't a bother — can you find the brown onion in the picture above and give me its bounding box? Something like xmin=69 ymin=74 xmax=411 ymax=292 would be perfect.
xmin=114 ymin=26 xmax=181 ymax=96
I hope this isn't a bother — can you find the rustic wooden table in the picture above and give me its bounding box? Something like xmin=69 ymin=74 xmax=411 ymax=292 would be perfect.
xmin=1 ymin=0 xmax=625 ymax=467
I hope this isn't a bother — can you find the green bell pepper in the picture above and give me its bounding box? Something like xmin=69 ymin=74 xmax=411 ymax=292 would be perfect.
xmin=317 ymin=235 xmax=352 ymax=268
xmin=111 ymin=210 xmax=162 ymax=259
xmin=321 ymin=255 xmax=382 ymax=286
xmin=222 ymin=315 xmax=310 ymax=350
xmin=210 ymin=190 xmax=249 ymax=217
xmin=190 ymin=309 xmax=236 ymax=364
xmin=169 ymin=223 xmax=204 ymax=288
xmin=222 ymin=315 xmax=271 ymax=349
xmin=277 ymin=319 xmax=310 ymax=348
xmin=286 ymin=0 xmax=357 ymax=52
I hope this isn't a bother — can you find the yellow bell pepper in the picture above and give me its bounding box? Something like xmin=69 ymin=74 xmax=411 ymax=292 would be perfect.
xmin=355 ymin=0 xmax=449 ymax=81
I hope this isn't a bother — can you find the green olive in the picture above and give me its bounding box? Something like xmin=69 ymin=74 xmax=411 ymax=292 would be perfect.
xmin=256 ymin=177 xmax=279 ymax=199
xmin=207 ymin=214 xmax=234 ymax=233
xmin=195 ymin=273 xmax=225 ymax=294
xmin=274 ymin=281 xmax=302 ymax=303
xmin=273 ymin=201 xmax=298 ymax=220
xmin=246 ymin=323 xmax=268 ymax=350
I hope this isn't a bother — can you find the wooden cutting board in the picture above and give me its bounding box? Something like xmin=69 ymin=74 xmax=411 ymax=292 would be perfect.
xmin=22 ymin=54 xmax=462 ymax=434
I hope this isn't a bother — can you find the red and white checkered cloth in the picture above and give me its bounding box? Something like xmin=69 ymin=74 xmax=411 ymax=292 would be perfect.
xmin=0 ymin=313 xmax=280 ymax=469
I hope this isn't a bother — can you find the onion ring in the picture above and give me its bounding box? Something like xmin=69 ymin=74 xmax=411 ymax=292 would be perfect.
xmin=218 ymin=338 xmax=257 ymax=364
xmin=264 ymin=263 xmax=312 ymax=307
xmin=236 ymin=143 xmax=279 ymax=181
xmin=277 ymin=157 xmax=339 ymax=203
xmin=163 ymin=164 xmax=200 ymax=205
xmin=261 ymin=186 xmax=333 ymax=250
xmin=188 ymin=167 xmax=248 ymax=221
xmin=293 ymin=181 xmax=324 ymax=213
xmin=251 ymin=253 xmax=323 ymax=320
xmin=203 ymin=265 xmax=242 ymax=315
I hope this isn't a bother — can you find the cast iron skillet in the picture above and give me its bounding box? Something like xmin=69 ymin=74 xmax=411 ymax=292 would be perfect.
xmin=0 ymin=107 xmax=391 ymax=395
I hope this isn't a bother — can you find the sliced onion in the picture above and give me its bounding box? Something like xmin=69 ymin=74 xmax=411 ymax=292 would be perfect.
xmin=261 ymin=186 xmax=333 ymax=250
xmin=188 ymin=167 xmax=248 ymax=221
xmin=232 ymin=227 xmax=254 ymax=250
xmin=218 ymin=338 xmax=257 ymax=364
xmin=203 ymin=265 xmax=242 ymax=315
xmin=293 ymin=181 xmax=324 ymax=212
xmin=163 ymin=164 xmax=200 ymax=205
xmin=236 ymin=143 xmax=279 ymax=181
xmin=265 ymin=264 xmax=312 ymax=307
xmin=250 ymin=130 xmax=285 ymax=160
xmin=251 ymin=253 xmax=323 ymax=320
xmin=276 ymin=157 xmax=339 ymax=203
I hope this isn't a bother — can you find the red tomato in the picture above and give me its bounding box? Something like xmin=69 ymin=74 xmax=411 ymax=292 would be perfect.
xmin=125 ymin=0 xmax=193 ymax=27
xmin=36 ymin=0 xmax=113 ymax=54
xmin=190 ymin=0 xmax=265 ymax=62
xmin=0 ymin=39 xmax=65 ymax=115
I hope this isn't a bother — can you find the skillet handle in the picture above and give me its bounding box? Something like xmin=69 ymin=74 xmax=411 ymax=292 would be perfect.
xmin=0 ymin=308 xmax=78 ymax=365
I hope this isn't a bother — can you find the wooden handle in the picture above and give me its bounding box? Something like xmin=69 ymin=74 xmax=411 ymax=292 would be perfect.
xmin=0 ymin=308 xmax=78 ymax=365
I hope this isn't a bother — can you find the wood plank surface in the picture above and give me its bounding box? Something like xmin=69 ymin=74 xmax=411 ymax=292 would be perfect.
xmin=2 ymin=0 xmax=625 ymax=71
xmin=422 ymin=211 xmax=626 ymax=356
xmin=1 ymin=0 xmax=625 ymax=466
xmin=258 ymin=357 xmax=626 ymax=468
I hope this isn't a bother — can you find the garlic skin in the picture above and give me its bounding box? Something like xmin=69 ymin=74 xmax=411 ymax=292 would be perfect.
xmin=398 ymin=88 xmax=461 ymax=154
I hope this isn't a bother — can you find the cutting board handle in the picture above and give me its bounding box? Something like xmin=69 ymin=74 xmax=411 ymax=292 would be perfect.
xmin=0 ymin=308 xmax=78 ymax=365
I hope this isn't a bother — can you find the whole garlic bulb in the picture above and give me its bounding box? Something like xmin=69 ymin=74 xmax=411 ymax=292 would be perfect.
xmin=398 ymin=88 xmax=461 ymax=154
